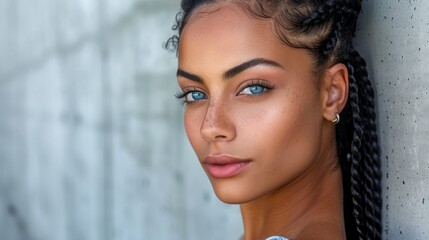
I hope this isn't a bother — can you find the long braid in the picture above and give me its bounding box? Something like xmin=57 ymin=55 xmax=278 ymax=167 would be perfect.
xmin=347 ymin=63 xmax=367 ymax=239
xmin=347 ymin=49 xmax=382 ymax=239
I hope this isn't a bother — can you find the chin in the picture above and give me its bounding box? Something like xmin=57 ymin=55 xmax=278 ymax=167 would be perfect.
xmin=210 ymin=180 xmax=261 ymax=204
xmin=214 ymin=191 xmax=248 ymax=204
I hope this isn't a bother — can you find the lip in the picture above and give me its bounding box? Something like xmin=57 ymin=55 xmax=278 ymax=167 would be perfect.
xmin=203 ymin=155 xmax=251 ymax=178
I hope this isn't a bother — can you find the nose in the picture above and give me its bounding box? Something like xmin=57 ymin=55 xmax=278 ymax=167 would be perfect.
xmin=200 ymin=99 xmax=236 ymax=143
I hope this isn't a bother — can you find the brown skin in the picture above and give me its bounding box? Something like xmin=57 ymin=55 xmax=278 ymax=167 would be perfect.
xmin=177 ymin=4 xmax=349 ymax=240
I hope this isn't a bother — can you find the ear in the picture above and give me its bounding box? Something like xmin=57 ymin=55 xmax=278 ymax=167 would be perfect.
xmin=321 ymin=63 xmax=349 ymax=123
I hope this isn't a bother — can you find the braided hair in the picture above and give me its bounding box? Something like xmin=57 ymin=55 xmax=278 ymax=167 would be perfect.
xmin=166 ymin=1 xmax=382 ymax=239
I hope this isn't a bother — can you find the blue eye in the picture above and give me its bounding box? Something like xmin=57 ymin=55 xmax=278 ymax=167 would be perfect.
xmin=240 ymin=85 xmax=266 ymax=95
xmin=186 ymin=91 xmax=206 ymax=102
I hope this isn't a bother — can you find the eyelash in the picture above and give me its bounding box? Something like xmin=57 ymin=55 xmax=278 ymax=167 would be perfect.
xmin=238 ymin=79 xmax=274 ymax=95
xmin=175 ymin=87 xmax=202 ymax=105
xmin=175 ymin=79 xmax=274 ymax=105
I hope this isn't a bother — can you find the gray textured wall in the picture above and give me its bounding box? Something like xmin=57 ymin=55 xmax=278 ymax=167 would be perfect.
xmin=355 ymin=1 xmax=429 ymax=239
xmin=0 ymin=0 xmax=428 ymax=240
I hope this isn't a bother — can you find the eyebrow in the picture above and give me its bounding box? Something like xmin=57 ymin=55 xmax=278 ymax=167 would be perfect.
xmin=177 ymin=58 xmax=284 ymax=83
xmin=223 ymin=58 xmax=284 ymax=79
xmin=177 ymin=69 xmax=203 ymax=83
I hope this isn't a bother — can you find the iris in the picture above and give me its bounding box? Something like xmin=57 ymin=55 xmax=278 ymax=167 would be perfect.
xmin=241 ymin=85 xmax=266 ymax=95
xmin=187 ymin=91 xmax=206 ymax=101
xmin=249 ymin=86 xmax=264 ymax=94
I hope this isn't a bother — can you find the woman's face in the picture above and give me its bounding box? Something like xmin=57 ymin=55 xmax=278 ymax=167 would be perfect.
xmin=177 ymin=4 xmax=330 ymax=204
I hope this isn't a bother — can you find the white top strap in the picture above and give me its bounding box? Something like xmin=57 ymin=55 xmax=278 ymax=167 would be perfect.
xmin=265 ymin=236 xmax=289 ymax=240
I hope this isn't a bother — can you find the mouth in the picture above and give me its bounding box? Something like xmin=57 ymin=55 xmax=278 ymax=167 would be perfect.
xmin=203 ymin=155 xmax=251 ymax=178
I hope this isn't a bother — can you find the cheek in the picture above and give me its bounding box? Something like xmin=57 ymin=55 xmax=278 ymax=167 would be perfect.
xmin=239 ymin=88 xmax=320 ymax=133
xmin=184 ymin=107 xmax=205 ymax=155
xmin=237 ymin=89 xmax=323 ymax=172
xmin=272 ymin=106 xmax=322 ymax=166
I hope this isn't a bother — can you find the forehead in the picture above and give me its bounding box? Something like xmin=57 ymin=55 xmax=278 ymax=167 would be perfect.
xmin=178 ymin=4 xmax=282 ymax=68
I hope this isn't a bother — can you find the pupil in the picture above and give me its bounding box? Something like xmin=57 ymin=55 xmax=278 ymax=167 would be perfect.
xmin=250 ymin=86 xmax=263 ymax=94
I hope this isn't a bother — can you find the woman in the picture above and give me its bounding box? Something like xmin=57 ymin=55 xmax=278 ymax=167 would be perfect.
xmin=166 ymin=0 xmax=381 ymax=239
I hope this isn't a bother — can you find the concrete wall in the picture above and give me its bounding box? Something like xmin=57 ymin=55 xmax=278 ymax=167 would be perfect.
xmin=355 ymin=1 xmax=429 ymax=239
xmin=0 ymin=0 xmax=428 ymax=240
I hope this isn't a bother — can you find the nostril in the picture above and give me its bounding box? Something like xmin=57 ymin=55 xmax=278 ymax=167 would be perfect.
xmin=215 ymin=134 xmax=227 ymax=139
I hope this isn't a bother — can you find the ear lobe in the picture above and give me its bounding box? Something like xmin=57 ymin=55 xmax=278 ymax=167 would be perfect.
xmin=322 ymin=63 xmax=349 ymax=122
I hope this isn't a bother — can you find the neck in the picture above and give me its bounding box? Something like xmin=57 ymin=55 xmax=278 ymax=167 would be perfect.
xmin=240 ymin=156 xmax=345 ymax=240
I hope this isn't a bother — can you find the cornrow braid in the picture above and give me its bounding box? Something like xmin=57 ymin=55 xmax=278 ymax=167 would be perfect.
xmin=319 ymin=21 xmax=341 ymax=62
xmin=301 ymin=0 xmax=336 ymax=26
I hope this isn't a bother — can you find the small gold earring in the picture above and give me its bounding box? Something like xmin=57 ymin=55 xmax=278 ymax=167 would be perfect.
xmin=332 ymin=113 xmax=340 ymax=124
